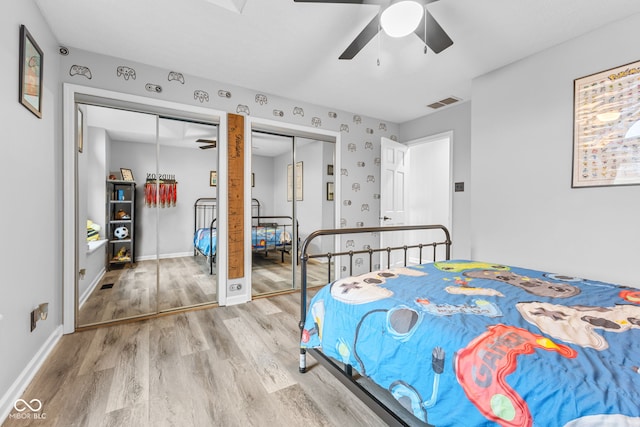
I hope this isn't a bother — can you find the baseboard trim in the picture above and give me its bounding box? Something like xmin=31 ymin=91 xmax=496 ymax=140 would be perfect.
xmin=79 ymin=267 xmax=105 ymax=309
xmin=0 ymin=325 xmax=63 ymax=423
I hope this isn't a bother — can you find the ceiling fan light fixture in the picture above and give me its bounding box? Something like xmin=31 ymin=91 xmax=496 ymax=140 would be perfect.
xmin=380 ymin=1 xmax=424 ymax=38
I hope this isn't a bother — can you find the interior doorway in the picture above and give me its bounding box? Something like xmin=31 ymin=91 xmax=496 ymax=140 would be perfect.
xmin=379 ymin=132 xmax=452 ymax=266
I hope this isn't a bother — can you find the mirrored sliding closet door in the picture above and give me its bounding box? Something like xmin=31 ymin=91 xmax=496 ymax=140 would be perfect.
xmin=76 ymin=104 xmax=219 ymax=328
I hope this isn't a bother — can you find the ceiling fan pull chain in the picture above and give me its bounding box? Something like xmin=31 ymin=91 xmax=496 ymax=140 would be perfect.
xmin=377 ymin=22 xmax=381 ymax=66
xmin=424 ymin=6 xmax=428 ymax=54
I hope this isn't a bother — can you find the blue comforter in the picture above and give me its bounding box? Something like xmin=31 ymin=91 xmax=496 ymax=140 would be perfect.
xmin=194 ymin=226 xmax=292 ymax=256
xmin=301 ymin=260 xmax=640 ymax=426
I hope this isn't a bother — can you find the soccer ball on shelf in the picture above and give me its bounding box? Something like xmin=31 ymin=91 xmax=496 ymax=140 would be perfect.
xmin=113 ymin=226 xmax=129 ymax=240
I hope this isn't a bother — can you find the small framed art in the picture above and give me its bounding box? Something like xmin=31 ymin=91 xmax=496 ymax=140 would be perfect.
xmin=210 ymin=171 xmax=217 ymax=187
xmin=121 ymin=168 xmax=134 ymax=182
xmin=19 ymin=25 xmax=44 ymax=118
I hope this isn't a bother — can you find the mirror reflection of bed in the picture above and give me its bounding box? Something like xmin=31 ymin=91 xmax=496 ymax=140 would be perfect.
xmin=77 ymin=105 xmax=336 ymax=327
xmin=250 ymin=131 xmax=335 ymax=296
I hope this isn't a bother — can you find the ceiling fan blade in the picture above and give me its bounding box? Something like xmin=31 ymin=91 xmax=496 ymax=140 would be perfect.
xmin=414 ymin=9 xmax=453 ymax=54
xmin=339 ymin=15 xmax=380 ymax=60
xmin=293 ymin=0 xmax=379 ymax=4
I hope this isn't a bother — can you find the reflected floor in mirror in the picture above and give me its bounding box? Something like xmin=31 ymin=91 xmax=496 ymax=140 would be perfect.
xmin=251 ymin=253 xmax=331 ymax=296
xmin=78 ymin=256 xmax=217 ymax=326
xmin=78 ymin=255 xmax=332 ymax=327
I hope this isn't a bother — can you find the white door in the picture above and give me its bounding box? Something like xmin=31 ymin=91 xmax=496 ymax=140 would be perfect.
xmin=380 ymin=137 xmax=408 ymax=268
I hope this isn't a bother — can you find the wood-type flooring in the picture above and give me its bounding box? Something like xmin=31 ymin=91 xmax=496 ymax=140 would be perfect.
xmin=3 ymin=292 xmax=388 ymax=427
xmin=79 ymin=253 xmax=330 ymax=326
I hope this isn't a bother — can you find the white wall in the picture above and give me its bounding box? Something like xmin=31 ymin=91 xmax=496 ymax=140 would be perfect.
xmin=400 ymin=102 xmax=471 ymax=259
xmin=470 ymin=14 xmax=640 ymax=287
xmin=251 ymin=155 xmax=277 ymax=215
xmin=0 ymin=0 xmax=62 ymax=419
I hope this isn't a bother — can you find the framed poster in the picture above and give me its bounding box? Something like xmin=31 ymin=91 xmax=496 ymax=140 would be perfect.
xmin=287 ymin=161 xmax=303 ymax=201
xmin=121 ymin=168 xmax=134 ymax=181
xmin=19 ymin=25 xmax=43 ymax=118
xmin=573 ymin=60 xmax=640 ymax=187
xmin=210 ymin=171 xmax=217 ymax=187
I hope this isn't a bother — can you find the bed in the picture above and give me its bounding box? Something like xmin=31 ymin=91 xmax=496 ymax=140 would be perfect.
xmin=193 ymin=198 xmax=298 ymax=274
xmin=299 ymin=225 xmax=640 ymax=427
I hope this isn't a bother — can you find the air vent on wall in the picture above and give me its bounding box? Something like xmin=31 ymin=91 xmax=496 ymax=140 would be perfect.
xmin=427 ymin=96 xmax=461 ymax=110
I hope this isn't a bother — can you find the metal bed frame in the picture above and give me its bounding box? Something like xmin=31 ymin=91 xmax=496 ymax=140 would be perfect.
xmin=298 ymin=224 xmax=452 ymax=427
xmin=252 ymin=214 xmax=299 ymax=262
xmin=193 ymin=198 xmax=300 ymax=274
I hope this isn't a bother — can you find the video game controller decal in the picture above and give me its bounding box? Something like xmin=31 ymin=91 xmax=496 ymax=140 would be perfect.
xmin=116 ymin=66 xmax=136 ymax=80
xmin=167 ymin=71 xmax=184 ymax=84
xmin=217 ymin=89 xmax=232 ymax=98
xmin=517 ymin=301 xmax=640 ymax=350
xmin=194 ymin=90 xmax=209 ymax=103
xmin=455 ymin=324 xmax=577 ymax=427
xmin=69 ymin=65 xmax=92 ymax=79
xmin=463 ymin=270 xmax=581 ymax=298
xmin=145 ymin=83 xmax=162 ymax=93
xmin=311 ymin=117 xmax=321 ymax=127
xmin=255 ymin=93 xmax=268 ymax=105
xmin=236 ymin=104 xmax=250 ymax=115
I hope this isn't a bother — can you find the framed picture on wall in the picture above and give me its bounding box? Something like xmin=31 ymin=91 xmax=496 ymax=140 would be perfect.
xmin=121 ymin=168 xmax=134 ymax=181
xmin=19 ymin=25 xmax=44 ymax=118
xmin=327 ymin=182 xmax=334 ymax=201
xmin=573 ymin=59 xmax=640 ymax=187
xmin=210 ymin=171 xmax=217 ymax=187
xmin=327 ymin=164 xmax=334 ymax=176
xmin=287 ymin=161 xmax=303 ymax=201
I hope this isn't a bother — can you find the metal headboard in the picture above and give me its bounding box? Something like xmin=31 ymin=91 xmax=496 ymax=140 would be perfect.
xmin=299 ymin=224 xmax=451 ymax=335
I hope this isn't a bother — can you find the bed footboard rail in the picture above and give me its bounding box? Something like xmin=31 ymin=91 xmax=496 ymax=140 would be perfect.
xmin=252 ymin=215 xmax=299 ymax=261
xmin=297 ymin=225 xmax=450 ymax=425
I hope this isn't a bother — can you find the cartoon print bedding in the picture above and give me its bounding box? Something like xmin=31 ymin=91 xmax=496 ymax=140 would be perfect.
xmin=194 ymin=226 xmax=292 ymax=256
xmin=300 ymin=260 xmax=640 ymax=427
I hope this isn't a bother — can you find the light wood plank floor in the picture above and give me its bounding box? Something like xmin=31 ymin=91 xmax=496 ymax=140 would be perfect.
xmin=4 ymin=292 xmax=387 ymax=427
xmin=79 ymin=254 xmax=329 ymax=326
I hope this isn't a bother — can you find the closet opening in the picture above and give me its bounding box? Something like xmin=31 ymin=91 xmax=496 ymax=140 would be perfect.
xmin=249 ymin=128 xmax=337 ymax=296
xmin=75 ymin=101 xmax=220 ymax=329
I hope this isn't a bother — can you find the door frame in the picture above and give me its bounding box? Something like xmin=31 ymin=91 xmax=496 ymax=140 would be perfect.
xmin=62 ymin=83 xmax=227 ymax=334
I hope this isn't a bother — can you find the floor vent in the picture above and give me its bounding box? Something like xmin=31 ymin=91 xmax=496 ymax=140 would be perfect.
xmin=427 ymin=96 xmax=461 ymax=110
xmin=100 ymin=283 xmax=114 ymax=290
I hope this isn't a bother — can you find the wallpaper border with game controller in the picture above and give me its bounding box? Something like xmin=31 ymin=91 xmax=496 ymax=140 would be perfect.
xmin=62 ymin=47 xmax=398 ymax=275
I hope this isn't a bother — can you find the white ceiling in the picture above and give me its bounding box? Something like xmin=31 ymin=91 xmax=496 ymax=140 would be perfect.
xmin=38 ymin=0 xmax=640 ymax=123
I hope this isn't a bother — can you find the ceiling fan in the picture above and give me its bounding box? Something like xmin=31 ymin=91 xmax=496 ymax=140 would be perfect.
xmin=196 ymin=138 xmax=217 ymax=149
xmin=293 ymin=0 xmax=453 ymax=60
